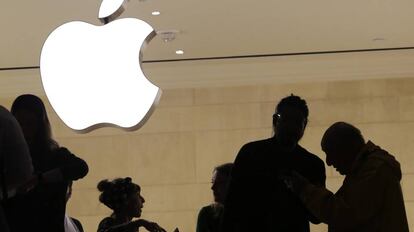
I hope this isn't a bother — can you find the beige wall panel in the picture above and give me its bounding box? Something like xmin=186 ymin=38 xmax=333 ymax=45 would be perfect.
xmin=58 ymin=136 xmax=132 ymax=189
xmin=402 ymin=174 xmax=414 ymax=202
xmin=141 ymin=183 xmax=212 ymax=212
xmin=405 ymin=202 xmax=414 ymax=231
xmin=307 ymin=98 xmax=363 ymax=126
xmin=258 ymin=102 xmax=276 ymax=129
xmin=358 ymin=123 xmax=403 ymax=156
xmin=324 ymin=78 xmax=413 ymax=99
xmin=138 ymin=106 xmax=195 ymax=134
xmin=127 ymin=132 xmax=196 ymax=186
xmin=195 ymin=129 xmax=270 ymax=182
xmin=393 ymin=123 xmax=414 ymax=174
xmin=0 ymin=97 xmax=15 ymax=109
xmin=158 ymin=89 xmax=195 ymax=107
xmin=400 ymin=96 xmax=414 ymax=121
xmin=310 ymin=223 xmax=328 ymax=232
xmin=194 ymin=103 xmax=262 ymax=131
xmin=261 ymin=81 xmax=329 ymax=102
xmin=308 ymin=96 xmax=405 ymax=127
xmin=326 ymin=80 xmax=368 ymax=99
xmin=361 ymin=97 xmax=401 ymax=123
xmin=67 ymin=189 xmax=110 ymax=216
xmin=385 ymin=78 xmax=414 ymax=97
xmin=326 ymin=177 xmax=345 ymax=193
xmin=194 ymin=85 xmax=262 ymax=105
xmin=74 ymin=215 xmax=107 ymax=232
xmin=300 ymin=126 xmax=326 ymax=157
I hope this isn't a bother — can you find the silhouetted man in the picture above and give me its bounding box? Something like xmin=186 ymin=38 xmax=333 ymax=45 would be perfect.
xmin=222 ymin=95 xmax=326 ymax=232
xmin=283 ymin=122 xmax=409 ymax=232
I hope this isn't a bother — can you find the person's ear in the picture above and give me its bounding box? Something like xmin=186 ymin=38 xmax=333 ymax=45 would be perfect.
xmin=272 ymin=113 xmax=278 ymax=127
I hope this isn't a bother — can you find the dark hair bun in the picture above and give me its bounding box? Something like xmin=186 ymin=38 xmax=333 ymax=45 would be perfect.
xmin=97 ymin=177 xmax=141 ymax=211
xmin=97 ymin=179 xmax=111 ymax=192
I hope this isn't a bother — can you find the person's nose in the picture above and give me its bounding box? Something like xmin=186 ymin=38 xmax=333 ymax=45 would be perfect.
xmin=326 ymin=156 xmax=332 ymax=166
xmin=211 ymin=182 xmax=216 ymax=191
xmin=141 ymin=196 xmax=145 ymax=203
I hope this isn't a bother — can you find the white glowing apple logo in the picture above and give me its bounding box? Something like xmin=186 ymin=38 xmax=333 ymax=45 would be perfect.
xmin=40 ymin=0 xmax=161 ymax=133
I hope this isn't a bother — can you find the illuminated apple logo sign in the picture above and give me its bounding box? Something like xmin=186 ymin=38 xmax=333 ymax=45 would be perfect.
xmin=40 ymin=0 xmax=161 ymax=133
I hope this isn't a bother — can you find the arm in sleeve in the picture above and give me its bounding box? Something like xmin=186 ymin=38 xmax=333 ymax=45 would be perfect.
xmin=196 ymin=207 xmax=210 ymax=232
xmin=221 ymin=145 xmax=249 ymax=232
xmin=298 ymin=164 xmax=387 ymax=231
xmin=1 ymin=109 xmax=34 ymax=198
xmin=42 ymin=148 xmax=88 ymax=183
xmin=306 ymin=158 xmax=326 ymax=224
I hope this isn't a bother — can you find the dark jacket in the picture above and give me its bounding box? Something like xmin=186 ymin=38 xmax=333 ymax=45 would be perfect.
xmin=5 ymin=147 xmax=88 ymax=232
xmin=197 ymin=204 xmax=224 ymax=232
xmin=222 ymin=137 xmax=326 ymax=232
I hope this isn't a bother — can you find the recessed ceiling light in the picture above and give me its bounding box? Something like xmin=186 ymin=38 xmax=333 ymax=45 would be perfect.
xmin=175 ymin=50 xmax=184 ymax=55
xmin=152 ymin=11 xmax=161 ymax=16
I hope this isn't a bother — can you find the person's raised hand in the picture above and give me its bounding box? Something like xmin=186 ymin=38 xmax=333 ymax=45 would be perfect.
xmin=135 ymin=219 xmax=166 ymax=232
xmin=279 ymin=170 xmax=308 ymax=194
xmin=17 ymin=174 xmax=39 ymax=194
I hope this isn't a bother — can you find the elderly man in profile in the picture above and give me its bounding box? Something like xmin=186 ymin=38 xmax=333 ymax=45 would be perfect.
xmin=284 ymin=122 xmax=409 ymax=232
xmin=0 ymin=105 xmax=34 ymax=231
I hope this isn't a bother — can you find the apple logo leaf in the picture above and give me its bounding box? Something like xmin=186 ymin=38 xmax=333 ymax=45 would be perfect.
xmin=99 ymin=0 xmax=128 ymax=23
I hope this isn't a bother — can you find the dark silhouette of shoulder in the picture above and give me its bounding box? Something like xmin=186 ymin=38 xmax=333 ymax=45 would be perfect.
xmin=235 ymin=138 xmax=325 ymax=186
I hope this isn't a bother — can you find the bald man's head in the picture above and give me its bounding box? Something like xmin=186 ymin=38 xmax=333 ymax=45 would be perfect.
xmin=321 ymin=122 xmax=365 ymax=175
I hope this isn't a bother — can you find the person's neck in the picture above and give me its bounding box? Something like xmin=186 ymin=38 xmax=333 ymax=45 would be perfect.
xmin=273 ymin=137 xmax=297 ymax=152
xmin=114 ymin=212 xmax=132 ymax=223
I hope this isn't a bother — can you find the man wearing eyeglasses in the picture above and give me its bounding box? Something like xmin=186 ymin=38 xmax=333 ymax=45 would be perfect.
xmin=221 ymin=95 xmax=326 ymax=232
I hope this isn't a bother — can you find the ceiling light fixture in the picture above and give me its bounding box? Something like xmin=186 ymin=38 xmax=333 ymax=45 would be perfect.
xmin=151 ymin=11 xmax=161 ymax=16
xmin=175 ymin=50 xmax=184 ymax=55
xmin=157 ymin=30 xmax=179 ymax=42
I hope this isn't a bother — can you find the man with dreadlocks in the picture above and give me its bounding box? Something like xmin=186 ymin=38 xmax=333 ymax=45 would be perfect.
xmin=221 ymin=94 xmax=326 ymax=232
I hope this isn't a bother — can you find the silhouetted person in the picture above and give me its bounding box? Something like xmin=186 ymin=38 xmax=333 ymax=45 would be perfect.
xmin=65 ymin=181 xmax=84 ymax=232
xmin=197 ymin=163 xmax=233 ymax=232
xmin=282 ymin=122 xmax=409 ymax=232
xmin=221 ymin=94 xmax=326 ymax=232
xmin=4 ymin=94 xmax=89 ymax=232
xmin=0 ymin=105 xmax=34 ymax=232
xmin=97 ymin=177 xmax=167 ymax=232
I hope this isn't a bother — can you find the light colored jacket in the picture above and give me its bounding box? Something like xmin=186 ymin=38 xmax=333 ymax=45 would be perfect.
xmin=299 ymin=141 xmax=409 ymax=232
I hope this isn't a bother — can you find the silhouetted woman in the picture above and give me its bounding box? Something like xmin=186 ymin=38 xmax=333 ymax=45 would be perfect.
xmin=97 ymin=177 xmax=166 ymax=232
xmin=5 ymin=94 xmax=89 ymax=232
xmin=196 ymin=163 xmax=233 ymax=232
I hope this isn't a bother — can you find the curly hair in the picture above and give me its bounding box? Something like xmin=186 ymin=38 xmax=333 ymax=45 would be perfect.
xmin=97 ymin=177 xmax=141 ymax=211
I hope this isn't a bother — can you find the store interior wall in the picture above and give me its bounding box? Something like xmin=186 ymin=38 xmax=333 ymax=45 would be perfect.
xmin=0 ymin=76 xmax=413 ymax=232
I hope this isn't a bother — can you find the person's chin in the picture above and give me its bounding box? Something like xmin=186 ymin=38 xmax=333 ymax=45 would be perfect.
xmin=335 ymin=169 xmax=345 ymax=175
